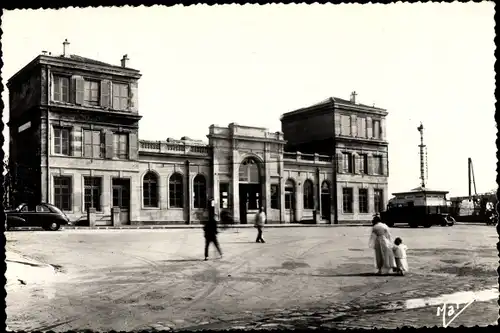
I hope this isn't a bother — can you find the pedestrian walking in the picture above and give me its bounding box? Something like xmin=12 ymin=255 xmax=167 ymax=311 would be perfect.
xmin=254 ymin=207 xmax=266 ymax=243
xmin=392 ymin=237 xmax=409 ymax=275
xmin=204 ymin=207 xmax=222 ymax=261
xmin=368 ymin=218 xmax=396 ymax=274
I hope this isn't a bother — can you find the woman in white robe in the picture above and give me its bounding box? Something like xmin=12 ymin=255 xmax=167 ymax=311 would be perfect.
xmin=369 ymin=220 xmax=396 ymax=274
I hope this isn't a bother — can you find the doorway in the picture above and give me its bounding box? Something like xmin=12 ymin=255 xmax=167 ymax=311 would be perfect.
xmin=112 ymin=178 xmax=130 ymax=225
xmin=239 ymin=157 xmax=262 ymax=224
xmin=320 ymin=181 xmax=331 ymax=221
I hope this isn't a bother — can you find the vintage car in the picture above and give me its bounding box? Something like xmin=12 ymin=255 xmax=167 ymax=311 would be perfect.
xmin=5 ymin=203 xmax=71 ymax=231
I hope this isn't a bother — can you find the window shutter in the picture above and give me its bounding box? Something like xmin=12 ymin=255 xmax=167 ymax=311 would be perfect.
xmin=73 ymin=76 xmax=85 ymax=105
xmin=105 ymin=131 xmax=114 ymax=159
xmin=366 ymin=117 xmax=373 ymax=138
xmin=336 ymin=153 xmax=344 ymax=173
xmin=100 ymin=80 xmax=111 ymax=108
xmin=353 ymin=154 xmax=359 ymax=174
xmin=382 ymin=154 xmax=388 ymax=176
xmin=334 ymin=113 xmax=341 ymax=136
xmin=129 ymin=132 xmax=138 ymax=160
xmin=351 ymin=115 xmax=357 ymax=137
xmin=52 ymin=74 xmax=59 ymax=102
xmin=368 ymin=154 xmax=374 ymax=175
xmin=130 ymin=82 xmax=138 ymax=110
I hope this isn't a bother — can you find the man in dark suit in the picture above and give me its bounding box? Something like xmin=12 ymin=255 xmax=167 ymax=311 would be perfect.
xmin=204 ymin=200 xmax=222 ymax=260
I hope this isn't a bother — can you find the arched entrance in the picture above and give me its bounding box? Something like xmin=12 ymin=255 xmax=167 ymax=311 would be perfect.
xmin=284 ymin=179 xmax=296 ymax=223
xmin=321 ymin=181 xmax=331 ymax=221
xmin=239 ymin=157 xmax=261 ymax=224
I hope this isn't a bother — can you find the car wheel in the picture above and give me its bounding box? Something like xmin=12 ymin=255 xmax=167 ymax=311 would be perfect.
xmin=47 ymin=221 xmax=60 ymax=231
xmin=440 ymin=217 xmax=447 ymax=227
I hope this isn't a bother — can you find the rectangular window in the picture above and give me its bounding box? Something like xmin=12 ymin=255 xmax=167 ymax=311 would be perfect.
xmin=83 ymin=130 xmax=103 ymax=158
xmin=53 ymin=127 xmax=70 ymax=155
xmin=373 ymin=120 xmax=381 ymax=139
xmin=54 ymin=176 xmax=71 ymax=211
xmin=84 ymin=177 xmax=102 ymax=211
xmin=374 ymin=189 xmax=384 ymax=213
xmin=342 ymin=187 xmax=353 ymax=213
xmin=220 ymin=183 xmax=229 ymax=209
xmin=271 ymin=184 xmax=280 ymax=209
xmin=342 ymin=152 xmax=353 ymax=173
xmin=359 ymin=188 xmax=368 ymax=213
xmin=360 ymin=154 xmax=368 ymax=174
xmin=112 ymin=83 xmax=129 ymax=110
xmin=113 ymin=133 xmax=129 ymax=159
xmin=358 ymin=117 xmax=367 ymax=138
xmin=373 ymin=155 xmax=383 ymax=175
xmin=341 ymin=115 xmax=351 ymax=136
xmin=53 ymin=75 xmax=69 ymax=102
xmin=84 ymin=80 xmax=100 ymax=106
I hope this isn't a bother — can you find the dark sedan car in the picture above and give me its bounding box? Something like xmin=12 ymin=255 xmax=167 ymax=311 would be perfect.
xmin=5 ymin=203 xmax=71 ymax=231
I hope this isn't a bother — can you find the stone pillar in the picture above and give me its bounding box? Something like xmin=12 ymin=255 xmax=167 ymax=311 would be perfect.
xmin=111 ymin=207 xmax=121 ymax=226
xmin=296 ymin=178 xmax=303 ymax=222
xmin=263 ymin=143 xmax=271 ymax=219
xmin=231 ymin=147 xmax=240 ymax=223
xmin=87 ymin=207 xmax=96 ymax=227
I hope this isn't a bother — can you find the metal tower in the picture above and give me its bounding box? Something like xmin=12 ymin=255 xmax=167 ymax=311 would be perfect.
xmin=417 ymin=123 xmax=426 ymax=188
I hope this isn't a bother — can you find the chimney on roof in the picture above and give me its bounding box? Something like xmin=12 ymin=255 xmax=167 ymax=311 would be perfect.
xmin=41 ymin=50 xmax=48 ymax=55
xmin=350 ymin=91 xmax=357 ymax=104
xmin=62 ymin=39 xmax=70 ymax=57
xmin=121 ymin=54 xmax=129 ymax=68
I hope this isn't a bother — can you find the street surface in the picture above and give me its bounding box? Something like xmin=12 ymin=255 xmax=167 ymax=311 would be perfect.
xmin=6 ymin=224 xmax=499 ymax=331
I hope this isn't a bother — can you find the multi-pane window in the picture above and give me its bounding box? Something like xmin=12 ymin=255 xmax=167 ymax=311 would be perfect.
xmin=343 ymin=152 xmax=353 ymax=173
xmin=113 ymin=133 xmax=129 ymax=159
xmin=169 ymin=173 xmax=184 ymax=208
xmin=53 ymin=76 xmax=69 ymax=102
xmin=303 ymin=180 xmax=314 ymax=209
xmin=373 ymin=120 xmax=381 ymax=139
xmin=359 ymin=188 xmax=368 ymax=213
xmin=271 ymin=184 xmax=279 ymax=209
xmin=358 ymin=117 xmax=367 ymax=138
xmin=53 ymin=127 xmax=70 ymax=155
xmin=143 ymin=172 xmax=158 ymax=208
xmin=112 ymin=83 xmax=129 ymax=110
xmin=54 ymin=176 xmax=71 ymax=211
xmin=239 ymin=158 xmax=260 ymax=183
xmin=342 ymin=187 xmax=353 ymax=213
xmin=220 ymin=183 xmax=229 ymax=209
xmin=84 ymin=177 xmax=102 ymax=211
xmin=83 ymin=130 xmax=103 ymax=158
xmin=285 ymin=180 xmax=295 ymax=210
xmin=341 ymin=115 xmax=351 ymax=136
xmin=360 ymin=154 xmax=368 ymax=174
xmin=373 ymin=155 xmax=383 ymax=175
xmin=84 ymin=80 xmax=100 ymax=106
xmin=374 ymin=189 xmax=384 ymax=213
xmin=193 ymin=175 xmax=207 ymax=209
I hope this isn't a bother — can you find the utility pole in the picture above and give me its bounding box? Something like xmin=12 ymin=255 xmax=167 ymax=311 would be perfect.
xmin=417 ymin=123 xmax=426 ymax=188
xmin=330 ymin=98 xmax=339 ymax=224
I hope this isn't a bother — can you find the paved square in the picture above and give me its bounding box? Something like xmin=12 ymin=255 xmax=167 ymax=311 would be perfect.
xmin=6 ymin=224 xmax=499 ymax=331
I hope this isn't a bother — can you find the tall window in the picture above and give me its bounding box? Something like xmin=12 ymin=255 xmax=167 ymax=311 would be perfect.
xmin=359 ymin=188 xmax=368 ymax=213
xmin=303 ymin=179 xmax=314 ymax=209
xmin=373 ymin=119 xmax=381 ymax=139
xmin=84 ymin=80 xmax=100 ymax=105
xmin=285 ymin=179 xmax=295 ymax=210
xmin=193 ymin=175 xmax=207 ymax=209
xmin=343 ymin=152 xmax=353 ymax=173
xmin=358 ymin=117 xmax=367 ymax=138
xmin=360 ymin=154 xmax=368 ymax=174
xmin=220 ymin=183 xmax=229 ymax=209
xmin=83 ymin=130 xmax=103 ymax=158
xmin=271 ymin=184 xmax=280 ymax=209
xmin=374 ymin=189 xmax=384 ymax=213
xmin=53 ymin=75 xmax=69 ymax=102
xmin=341 ymin=115 xmax=351 ymax=136
xmin=143 ymin=172 xmax=158 ymax=207
xmin=112 ymin=83 xmax=129 ymax=110
xmin=373 ymin=155 xmax=383 ymax=175
xmin=239 ymin=158 xmax=260 ymax=183
xmin=342 ymin=187 xmax=353 ymax=213
xmin=169 ymin=173 xmax=184 ymax=208
xmin=84 ymin=177 xmax=101 ymax=211
xmin=113 ymin=133 xmax=129 ymax=159
xmin=54 ymin=176 xmax=71 ymax=211
xmin=53 ymin=127 xmax=70 ymax=155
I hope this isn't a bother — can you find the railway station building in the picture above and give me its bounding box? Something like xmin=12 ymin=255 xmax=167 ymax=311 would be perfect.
xmin=7 ymin=50 xmax=389 ymax=225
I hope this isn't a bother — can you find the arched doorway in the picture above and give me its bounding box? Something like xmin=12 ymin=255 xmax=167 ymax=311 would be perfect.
xmin=239 ymin=157 xmax=261 ymax=224
xmin=321 ymin=181 xmax=331 ymax=221
xmin=284 ymin=179 xmax=296 ymax=223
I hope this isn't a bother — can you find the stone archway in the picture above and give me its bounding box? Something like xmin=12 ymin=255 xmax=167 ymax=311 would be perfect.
xmin=238 ymin=157 xmax=262 ymax=224
xmin=320 ymin=181 xmax=331 ymax=221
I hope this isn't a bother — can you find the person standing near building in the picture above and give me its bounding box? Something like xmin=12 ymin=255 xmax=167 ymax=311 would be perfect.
xmin=254 ymin=207 xmax=266 ymax=243
xmin=204 ymin=200 xmax=222 ymax=260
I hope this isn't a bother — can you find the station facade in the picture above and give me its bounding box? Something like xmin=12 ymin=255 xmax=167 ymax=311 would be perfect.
xmin=7 ymin=51 xmax=389 ymax=225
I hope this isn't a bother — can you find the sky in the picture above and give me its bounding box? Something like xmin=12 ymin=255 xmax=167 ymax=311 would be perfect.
xmin=1 ymin=3 xmax=496 ymax=197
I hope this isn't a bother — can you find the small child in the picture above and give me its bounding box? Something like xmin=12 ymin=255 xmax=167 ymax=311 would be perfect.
xmin=393 ymin=237 xmax=409 ymax=275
